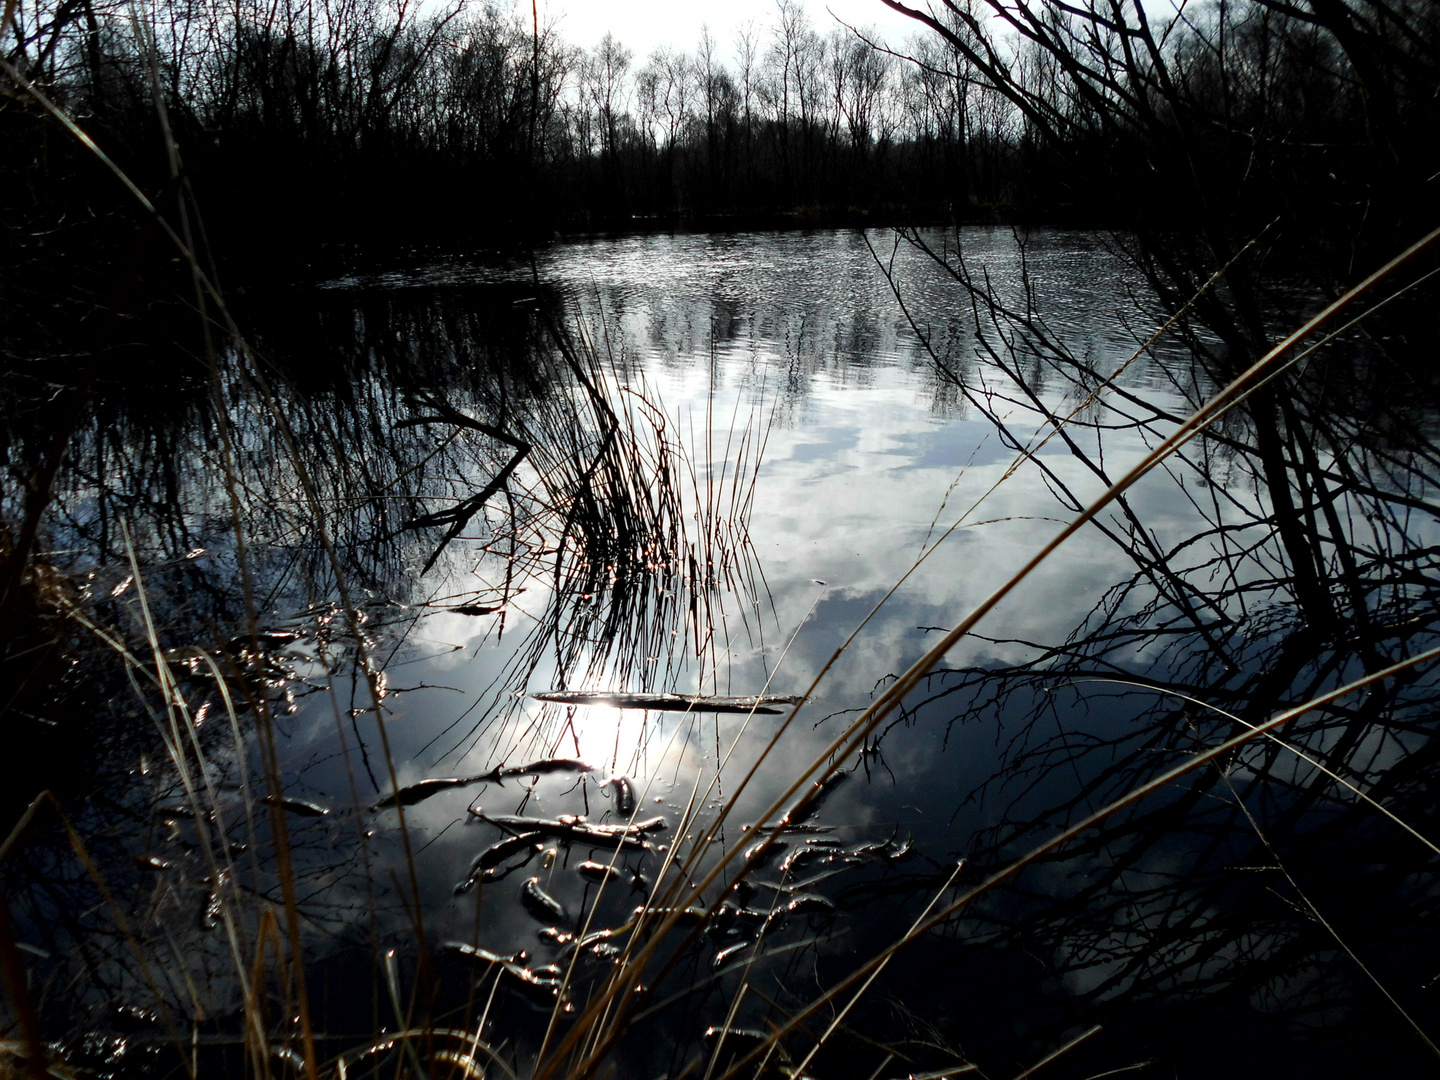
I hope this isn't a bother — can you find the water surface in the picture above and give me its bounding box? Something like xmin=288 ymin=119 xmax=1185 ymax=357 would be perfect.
xmin=13 ymin=227 xmax=1440 ymax=1079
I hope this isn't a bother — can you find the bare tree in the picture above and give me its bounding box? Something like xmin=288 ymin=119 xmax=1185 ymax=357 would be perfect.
xmin=582 ymin=31 xmax=631 ymax=168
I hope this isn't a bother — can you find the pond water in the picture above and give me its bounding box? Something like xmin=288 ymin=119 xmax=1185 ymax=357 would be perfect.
xmin=8 ymin=227 xmax=1440 ymax=1079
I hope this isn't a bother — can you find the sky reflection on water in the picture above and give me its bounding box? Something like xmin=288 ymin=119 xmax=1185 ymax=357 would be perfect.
xmin=303 ymin=228 xmax=1220 ymax=960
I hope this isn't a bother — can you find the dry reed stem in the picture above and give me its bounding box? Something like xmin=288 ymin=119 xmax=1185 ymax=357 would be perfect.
xmin=1008 ymin=1024 xmax=1103 ymax=1080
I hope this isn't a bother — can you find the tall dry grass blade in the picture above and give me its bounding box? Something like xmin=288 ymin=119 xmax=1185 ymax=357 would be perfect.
xmin=1076 ymin=1063 xmax=1157 ymax=1080
xmin=0 ymin=793 xmax=51 ymax=864
xmin=383 ymin=950 xmax=432 ymax=1080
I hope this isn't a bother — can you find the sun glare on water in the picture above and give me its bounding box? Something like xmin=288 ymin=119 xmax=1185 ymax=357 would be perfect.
xmin=556 ymin=700 xmax=706 ymax=805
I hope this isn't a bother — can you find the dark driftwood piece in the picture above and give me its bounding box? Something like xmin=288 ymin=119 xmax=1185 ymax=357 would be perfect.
xmin=369 ymin=758 xmax=597 ymax=810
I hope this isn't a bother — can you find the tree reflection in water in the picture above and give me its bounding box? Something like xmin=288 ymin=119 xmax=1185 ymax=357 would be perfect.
xmin=848 ymin=226 xmax=1440 ymax=1075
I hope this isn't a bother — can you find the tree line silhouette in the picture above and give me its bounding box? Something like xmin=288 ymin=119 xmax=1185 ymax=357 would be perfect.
xmin=5 ymin=0 xmax=1435 ymax=265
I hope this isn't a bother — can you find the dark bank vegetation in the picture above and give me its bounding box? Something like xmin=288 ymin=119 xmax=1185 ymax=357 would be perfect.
xmin=4 ymin=0 xmax=1440 ymax=1078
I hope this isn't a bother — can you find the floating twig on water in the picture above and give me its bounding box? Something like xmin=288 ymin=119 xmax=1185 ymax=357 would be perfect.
xmin=371 ymin=758 xmax=598 ymax=810
xmin=455 ymin=832 xmax=545 ymax=894
xmin=602 ymin=775 xmax=636 ymax=815
xmin=262 ymin=795 xmax=330 ymax=817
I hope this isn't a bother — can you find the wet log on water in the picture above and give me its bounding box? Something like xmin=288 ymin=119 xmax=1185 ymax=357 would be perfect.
xmin=369 ymin=776 xmax=474 ymax=809
xmin=577 ymin=859 xmax=622 ymax=883
xmin=442 ymin=942 xmax=569 ymax=1009
xmin=370 ymin=758 xmax=596 ymax=811
xmin=468 ymin=811 xmax=666 ymax=851
xmin=531 ymin=691 xmax=801 ymax=714
xmin=454 ymin=832 xmax=545 ymax=893
xmin=262 ymin=795 xmax=330 ymax=817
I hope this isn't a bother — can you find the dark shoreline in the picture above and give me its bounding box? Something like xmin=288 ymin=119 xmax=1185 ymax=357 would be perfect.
xmin=236 ymin=199 xmax=1144 ymax=288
